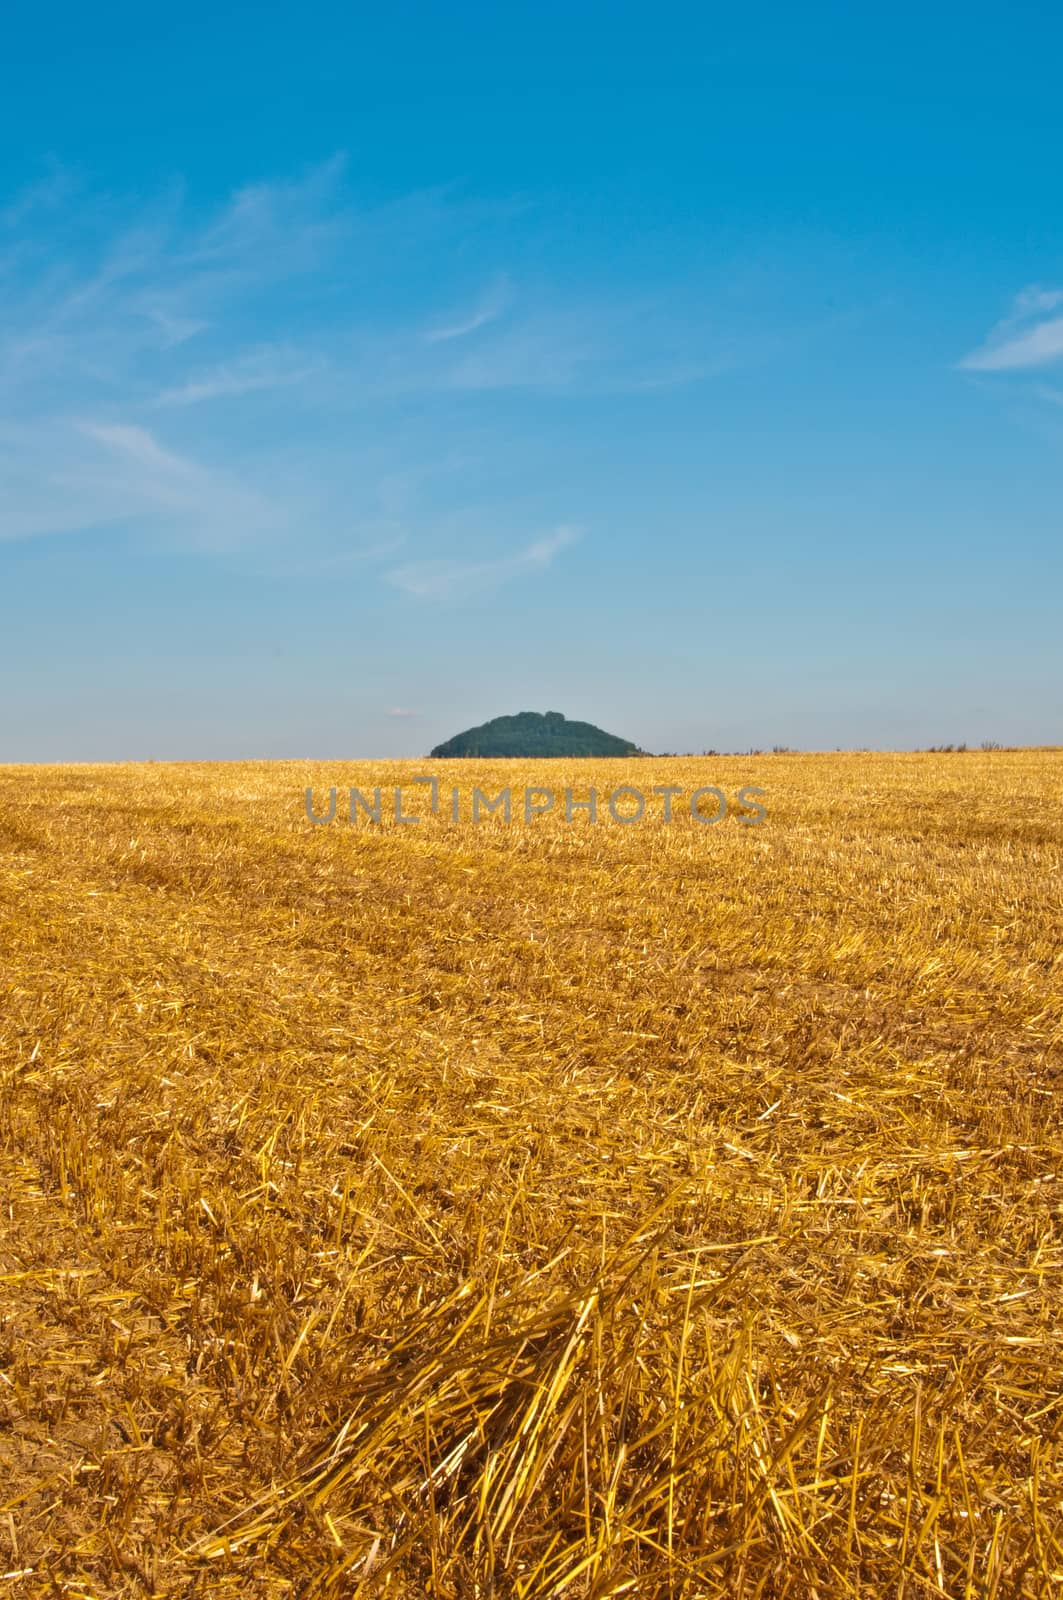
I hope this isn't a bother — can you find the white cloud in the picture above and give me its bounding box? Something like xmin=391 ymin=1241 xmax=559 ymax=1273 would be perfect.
xmin=143 ymin=307 xmax=209 ymax=349
xmin=154 ymin=350 xmax=319 ymax=407
xmin=959 ymin=286 xmax=1063 ymax=372
xmin=0 ymin=160 xmax=740 ymax=566
xmin=79 ymin=420 xmax=197 ymax=475
xmin=0 ymin=161 xmax=393 ymax=551
xmin=425 ymin=275 xmax=511 ymax=343
xmin=1014 ymin=286 xmax=1063 ymax=316
xmin=960 ymin=317 xmax=1063 ymax=372
xmin=0 ymin=166 xmax=76 ymax=230
xmin=61 ymin=420 xmax=285 ymax=550
xmin=385 ymin=524 xmax=579 ymax=600
xmin=0 ymin=417 xmax=229 ymax=543
xmin=187 ymin=153 xmax=350 ymax=272
xmin=386 ymin=706 xmax=421 ymax=718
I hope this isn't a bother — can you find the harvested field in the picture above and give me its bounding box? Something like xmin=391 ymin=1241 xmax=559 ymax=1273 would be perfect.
xmin=1 ymin=752 xmax=1061 ymax=1597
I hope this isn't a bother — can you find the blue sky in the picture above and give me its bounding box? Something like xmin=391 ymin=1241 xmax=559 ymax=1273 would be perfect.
xmin=2 ymin=0 xmax=1061 ymax=757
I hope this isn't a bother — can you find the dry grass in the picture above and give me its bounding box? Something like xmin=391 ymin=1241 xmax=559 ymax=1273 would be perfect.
xmin=1 ymin=752 xmax=1061 ymax=1598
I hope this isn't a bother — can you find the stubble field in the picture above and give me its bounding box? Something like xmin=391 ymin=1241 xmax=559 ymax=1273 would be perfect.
xmin=1 ymin=752 xmax=1061 ymax=1598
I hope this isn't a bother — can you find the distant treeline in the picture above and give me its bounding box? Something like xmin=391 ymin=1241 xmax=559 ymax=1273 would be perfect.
xmin=430 ymin=710 xmax=640 ymax=759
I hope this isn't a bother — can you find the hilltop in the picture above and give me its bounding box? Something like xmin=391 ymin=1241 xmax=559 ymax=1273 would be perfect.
xmin=429 ymin=710 xmax=641 ymax=758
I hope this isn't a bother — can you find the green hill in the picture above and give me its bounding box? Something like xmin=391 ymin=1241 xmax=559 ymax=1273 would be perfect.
xmin=430 ymin=710 xmax=641 ymax=759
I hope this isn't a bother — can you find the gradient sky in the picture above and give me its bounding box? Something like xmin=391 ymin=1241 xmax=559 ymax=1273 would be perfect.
xmin=2 ymin=0 xmax=1061 ymax=758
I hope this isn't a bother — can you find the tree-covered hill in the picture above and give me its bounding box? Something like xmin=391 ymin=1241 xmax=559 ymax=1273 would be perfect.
xmin=430 ymin=710 xmax=641 ymax=758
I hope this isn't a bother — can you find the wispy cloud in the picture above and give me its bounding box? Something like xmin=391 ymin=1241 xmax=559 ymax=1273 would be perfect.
xmin=79 ymin=420 xmax=195 ymax=474
xmin=0 ymin=158 xmax=763 ymax=568
xmin=0 ymin=159 xmax=423 ymax=551
xmin=0 ymin=164 xmax=76 ymax=230
xmin=143 ymin=307 xmax=210 ymax=349
xmin=0 ymin=413 xmax=280 ymax=547
xmin=386 ymin=706 xmax=421 ymax=719
xmin=69 ymin=420 xmax=284 ymax=549
xmin=425 ymin=275 xmax=511 ymax=343
xmin=959 ymin=285 xmax=1063 ymax=372
xmin=385 ymin=524 xmax=579 ymax=600
xmin=154 ymin=349 xmax=319 ymax=407
xmin=1014 ymin=287 xmax=1063 ymax=316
